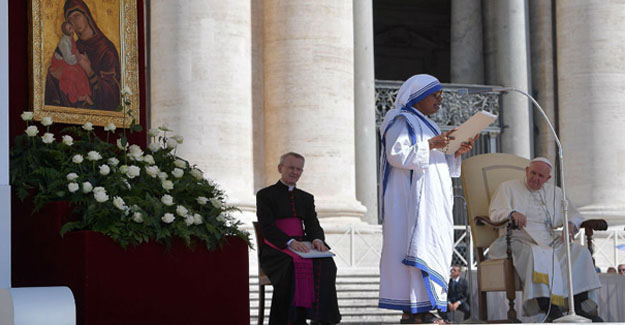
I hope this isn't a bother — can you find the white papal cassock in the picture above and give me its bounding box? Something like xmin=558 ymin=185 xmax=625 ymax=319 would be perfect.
xmin=488 ymin=179 xmax=601 ymax=316
xmin=378 ymin=75 xmax=460 ymax=313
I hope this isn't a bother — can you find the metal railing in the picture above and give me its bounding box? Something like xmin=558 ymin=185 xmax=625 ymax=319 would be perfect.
xmin=325 ymin=222 xmax=625 ymax=270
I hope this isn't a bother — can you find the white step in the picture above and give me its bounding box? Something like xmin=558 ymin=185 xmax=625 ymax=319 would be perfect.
xmin=250 ymin=271 xmax=398 ymax=324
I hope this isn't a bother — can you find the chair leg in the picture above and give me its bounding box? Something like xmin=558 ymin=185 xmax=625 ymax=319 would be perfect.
xmin=258 ymin=284 xmax=265 ymax=325
xmin=504 ymin=264 xmax=518 ymax=322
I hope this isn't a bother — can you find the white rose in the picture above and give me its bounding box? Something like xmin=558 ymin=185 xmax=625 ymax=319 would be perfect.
xmin=148 ymin=142 xmax=160 ymax=152
xmin=66 ymin=173 xmax=78 ymax=181
xmin=184 ymin=216 xmax=194 ymax=226
xmin=161 ymin=213 xmax=175 ymax=224
xmin=20 ymin=111 xmax=33 ymax=121
xmin=125 ymin=165 xmax=140 ymax=179
xmin=113 ymin=196 xmax=126 ymax=210
xmin=41 ymin=132 xmax=55 ymax=144
xmin=196 ymin=196 xmax=208 ymax=205
xmin=189 ymin=169 xmax=203 ymax=180
xmin=193 ymin=213 xmax=203 ymax=225
xmin=72 ymin=154 xmax=84 ymax=164
xmin=158 ymin=124 xmax=173 ymax=132
xmin=62 ymin=135 xmax=74 ymax=146
xmin=82 ymin=181 xmax=93 ymax=193
xmin=143 ymin=154 xmax=155 ymax=165
xmin=132 ymin=212 xmax=144 ymax=223
xmin=217 ymin=213 xmax=226 ymax=223
xmin=176 ymin=205 xmax=188 ymax=217
xmin=93 ymin=186 xmax=106 ymax=194
xmin=104 ymin=122 xmax=117 ymax=132
xmin=129 ymin=144 xmax=143 ymax=158
xmin=171 ymin=135 xmax=184 ymax=144
xmin=166 ymin=138 xmax=178 ymax=149
xmin=99 ymin=164 xmax=110 ymax=175
xmin=68 ymin=182 xmax=79 ymax=193
xmin=82 ymin=122 xmax=93 ymax=131
xmin=116 ymin=138 xmax=128 ymax=150
xmin=87 ymin=151 xmax=102 ymax=161
xmin=41 ymin=116 xmax=53 ymax=126
xmin=122 ymin=85 xmax=133 ymax=96
xmin=108 ymin=157 xmax=119 ymax=166
xmin=171 ymin=168 xmax=184 ymax=178
xmin=161 ymin=194 xmax=174 ymax=206
xmin=174 ymin=159 xmax=186 ymax=168
xmin=209 ymin=198 xmax=222 ymax=209
xmin=94 ymin=190 xmax=109 ymax=203
xmin=145 ymin=165 xmax=159 ymax=178
xmin=25 ymin=125 xmax=38 ymax=137
xmin=162 ymin=180 xmax=174 ymax=191
xmin=119 ymin=165 xmax=128 ymax=174
xmin=148 ymin=128 xmax=159 ymax=137
xmin=158 ymin=172 xmax=168 ymax=180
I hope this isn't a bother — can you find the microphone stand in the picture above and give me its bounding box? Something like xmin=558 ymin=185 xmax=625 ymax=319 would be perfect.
xmin=487 ymin=87 xmax=589 ymax=323
xmin=454 ymin=195 xmax=482 ymax=323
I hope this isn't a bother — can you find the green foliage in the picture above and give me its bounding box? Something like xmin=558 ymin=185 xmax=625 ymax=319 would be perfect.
xmin=11 ymin=104 xmax=249 ymax=250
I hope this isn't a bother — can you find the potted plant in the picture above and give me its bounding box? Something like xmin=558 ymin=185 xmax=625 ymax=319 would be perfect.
xmin=10 ymin=90 xmax=250 ymax=324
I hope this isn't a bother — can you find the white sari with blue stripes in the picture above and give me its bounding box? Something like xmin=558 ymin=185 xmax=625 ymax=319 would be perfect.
xmin=378 ymin=106 xmax=461 ymax=314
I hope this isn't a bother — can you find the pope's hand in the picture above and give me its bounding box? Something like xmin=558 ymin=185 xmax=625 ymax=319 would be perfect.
xmin=511 ymin=211 xmax=527 ymax=229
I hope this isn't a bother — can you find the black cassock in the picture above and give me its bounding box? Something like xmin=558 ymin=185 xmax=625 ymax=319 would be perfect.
xmin=257 ymin=181 xmax=341 ymax=325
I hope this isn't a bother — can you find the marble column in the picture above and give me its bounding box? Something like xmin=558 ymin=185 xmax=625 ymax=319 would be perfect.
xmin=353 ymin=0 xmax=378 ymax=225
xmin=263 ymin=0 xmax=366 ymax=224
xmin=529 ymin=0 xmax=557 ymax=165
xmin=150 ymin=1 xmax=256 ymax=223
xmin=251 ymin=0 xmax=265 ymax=193
xmin=450 ymin=0 xmax=484 ymax=84
xmin=556 ymin=0 xmax=625 ymax=226
xmin=483 ymin=0 xmax=533 ymax=158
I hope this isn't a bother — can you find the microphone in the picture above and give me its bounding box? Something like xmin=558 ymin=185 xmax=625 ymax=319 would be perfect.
xmin=449 ymin=87 xmax=510 ymax=96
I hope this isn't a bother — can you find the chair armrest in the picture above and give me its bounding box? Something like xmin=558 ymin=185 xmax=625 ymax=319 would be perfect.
xmin=579 ymin=219 xmax=607 ymax=256
xmin=475 ymin=215 xmax=511 ymax=228
xmin=580 ymin=219 xmax=607 ymax=231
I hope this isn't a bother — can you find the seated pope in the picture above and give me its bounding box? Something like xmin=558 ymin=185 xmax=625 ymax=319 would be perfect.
xmin=256 ymin=152 xmax=341 ymax=325
xmin=487 ymin=157 xmax=602 ymax=322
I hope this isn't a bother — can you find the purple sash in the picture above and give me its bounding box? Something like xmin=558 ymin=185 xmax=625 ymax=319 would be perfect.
xmin=264 ymin=217 xmax=314 ymax=308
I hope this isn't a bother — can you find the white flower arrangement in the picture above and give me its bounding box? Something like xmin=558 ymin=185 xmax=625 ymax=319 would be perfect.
xmin=11 ymin=111 xmax=246 ymax=249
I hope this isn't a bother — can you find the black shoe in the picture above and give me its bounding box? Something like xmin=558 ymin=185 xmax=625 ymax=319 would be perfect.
xmin=545 ymin=306 xmax=563 ymax=323
xmin=577 ymin=310 xmax=603 ymax=322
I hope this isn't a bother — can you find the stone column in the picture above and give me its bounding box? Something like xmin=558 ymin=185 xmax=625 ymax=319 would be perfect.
xmin=263 ymin=0 xmax=366 ymax=224
xmin=556 ymin=1 xmax=625 ymax=226
xmin=353 ymin=0 xmax=378 ymax=225
xmin=450 ymin=0 xmax=484 ymax=84
xmin=483 ymin=0 xmax=532 ymax=158
xmin=150 ymin=1 xmax=256 ymax=223
xmin=529 ymin=0 xmax=557 ymax=165
xmin=251 ymin=0 xmax=266 ymax=193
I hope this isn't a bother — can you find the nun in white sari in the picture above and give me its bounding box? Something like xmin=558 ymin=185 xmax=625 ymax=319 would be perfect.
xmin=378 ymin=74 xmax=476 ymax=323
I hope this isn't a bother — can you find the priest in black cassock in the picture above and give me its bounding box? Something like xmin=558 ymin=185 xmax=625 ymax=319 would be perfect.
xmin=257 ymin=152 xmax=341 ymax=325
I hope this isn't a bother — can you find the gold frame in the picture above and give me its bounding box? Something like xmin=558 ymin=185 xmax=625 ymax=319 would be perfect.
xmin=29 ymin=0 xmax=140 ymax=127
